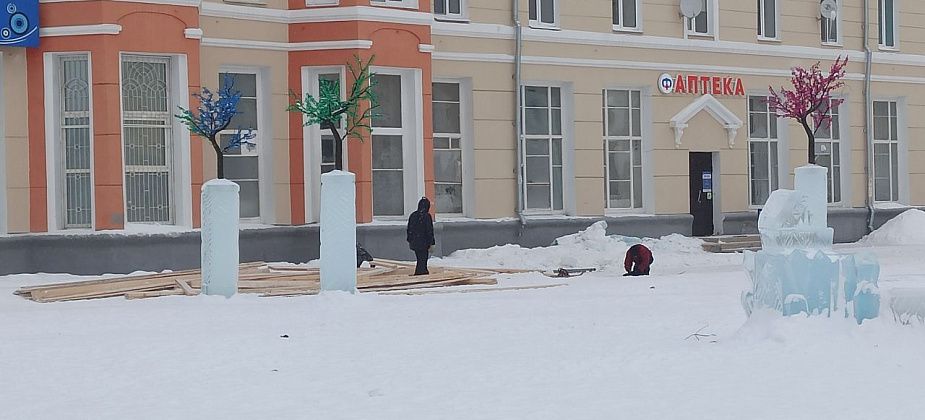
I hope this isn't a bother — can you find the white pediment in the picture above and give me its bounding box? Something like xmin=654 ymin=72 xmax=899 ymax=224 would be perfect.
xmin=669 ymin=94 xmax=743 ymax=149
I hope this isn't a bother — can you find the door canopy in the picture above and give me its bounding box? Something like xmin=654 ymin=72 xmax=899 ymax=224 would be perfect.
xmin=669 ymin=94 xmax=743 ymax=149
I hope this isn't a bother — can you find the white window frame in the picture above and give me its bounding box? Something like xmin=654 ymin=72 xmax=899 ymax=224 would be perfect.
xmin=520 ymin=82 xmax=573 ymax=215
xmin=603 ymin=88 xmax=645 ymax=211
xmin=43 ymin=52 xmax=96 ymax=232
xmin=612 ymin=0 xmax=642 ymax=32
xmin=685 ymin=0 xmax=716 ymax=38
xmin=757 ymin=0 xmax=779 ymax=41
xmin=878 ymin=0 xmax=898 ymax=50
xmin=218 ymin=66 xmax=271 ymax=223
xmin=529 ymin=0 xmax=559 ymax=30
xmin=747 ymin=94 xmax=781 ymax=208
xmin=432 ymin=78 xmax=473 ymax=217
xmin=821 ymin=0 xmax=842 ymax=46
xmin=813 ymin=97 xmax=847 ymax=205
xmin=370 ymin=0 xmax=418 ymax=9
xmin=433 ymin=0 xmax=467 ymax=22
xmin=301 ymin=66 xmax=346 ymax=224
xmin=370 ymin=67 xmax=424 ymax=219
xmin=872 ymin=98 xmax=908 ymax=204
xmin=118 ymin=52 xmax=193 ymax=229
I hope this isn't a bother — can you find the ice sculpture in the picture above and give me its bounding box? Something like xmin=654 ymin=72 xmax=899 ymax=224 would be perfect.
xmin=201 ymin=179 xmax=240 ymax=297
xmin=742 ymin=166 xmax=880 ymax=324
xmin=319 ymin=171 xmax=357 ymax=293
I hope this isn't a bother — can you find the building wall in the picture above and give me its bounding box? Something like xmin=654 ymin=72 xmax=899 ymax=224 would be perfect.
xmin=432 ymin=0 xmax=925 ymax=229
xmin=1 ymin=48 xmax=30 ymax=233
xmin=1 ymin=0 xmax=923 ymax=238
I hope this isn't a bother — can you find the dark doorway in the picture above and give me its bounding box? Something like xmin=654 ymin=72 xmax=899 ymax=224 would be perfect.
xmin=689 ymin=152 xmax=715 ymax=237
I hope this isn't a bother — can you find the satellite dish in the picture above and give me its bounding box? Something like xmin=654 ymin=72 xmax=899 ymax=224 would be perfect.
xmin=680 ymin=0 xmax=703 ymax=19
xmin=820 ymin=0 xmax=837 ymax=20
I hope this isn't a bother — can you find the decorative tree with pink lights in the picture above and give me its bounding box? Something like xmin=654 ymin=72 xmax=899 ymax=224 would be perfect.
xmin=768 ymin=56 xmax=847 ymax=165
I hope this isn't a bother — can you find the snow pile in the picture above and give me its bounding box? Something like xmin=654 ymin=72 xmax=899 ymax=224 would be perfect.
xmin=861 ymin=209 xmax=925 ymax=245
xmin=436 ymin=221 xmax=740 ymax=274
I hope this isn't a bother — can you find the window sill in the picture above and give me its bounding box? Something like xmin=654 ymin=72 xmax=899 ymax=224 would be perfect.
xmin=612 ymin=26 xmax=642 ymax=34
xmin=604 ymin=209 xmax=650 ymax=217
xmin=434 ymin=16 xmax=470 ymax=23
xmin=528 ymin=23 xmax=560 ymax=31
xmin=757 ymin=36 xmax=781 ymax=43
xmin=878 ymin=45 xmax=899 ymax=52
xmin=686 ymin=32 xmax=715 ymax=40
xmin=873 ymin=202 xmax=910 ymax=210
xmin=305 ymin=0 xmax=338 ymax=6
xmin=369 ymin=2 xmax=419 ymax=10
xmin=821 ymin=42 xmax=843 ymax=48
xmin=225 ymin=0 xmax=268 ymax=5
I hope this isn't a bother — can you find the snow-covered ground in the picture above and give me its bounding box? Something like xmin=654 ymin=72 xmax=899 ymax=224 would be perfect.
xmin=3 ymin=212 xmax=925 ymax=419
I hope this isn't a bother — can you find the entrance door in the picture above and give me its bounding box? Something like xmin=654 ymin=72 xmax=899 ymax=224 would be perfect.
xmin=689 ymin=152 xmax=714 ymax=236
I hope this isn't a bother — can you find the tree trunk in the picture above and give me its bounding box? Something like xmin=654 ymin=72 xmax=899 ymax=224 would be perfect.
xmin=800 ymin=118 xmax=816 ymax=165
xmin=210 ymin=136 xmax=225 ymax=179
xmin=324 ymin=121 xmax=345 ymax=171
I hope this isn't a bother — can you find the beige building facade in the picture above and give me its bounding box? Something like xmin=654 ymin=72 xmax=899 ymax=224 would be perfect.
xmin=0 ymin=0 xmax=921 ymax=240
xmin=433 ymin=0 xmax=923 ymax=235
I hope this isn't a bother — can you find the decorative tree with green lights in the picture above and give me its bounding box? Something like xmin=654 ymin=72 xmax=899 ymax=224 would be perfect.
xmin=176 ymin=74 xmax=256 ymax=179
xmin=288 ymin=55 xmax=379 ymax=171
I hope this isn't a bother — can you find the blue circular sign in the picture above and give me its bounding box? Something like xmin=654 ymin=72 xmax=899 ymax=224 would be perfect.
xmin=10 ymin=12 xmax=27 ymax=34
xmin=658 ymin=73 xmax=675 ymax=94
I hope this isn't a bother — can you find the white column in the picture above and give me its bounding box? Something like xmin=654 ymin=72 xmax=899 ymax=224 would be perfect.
xmin=200 ymin=179 xmax=240 ymax=297
xmin=320 ymin=170 xmax=357 ymax=293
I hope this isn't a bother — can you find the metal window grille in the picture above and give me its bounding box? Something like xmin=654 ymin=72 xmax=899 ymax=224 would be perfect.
xmin=603 ymin=89 xmax=643 ymax=209
xmin=59 ymin=55 xmax=93 ymax=228
xmin=121 ymin=55 xmax=173 ymax=223
xmin=522 ymin=86 xmax=563 ymax=211
xmin=747 ymin=95 xmax=779 ymax=206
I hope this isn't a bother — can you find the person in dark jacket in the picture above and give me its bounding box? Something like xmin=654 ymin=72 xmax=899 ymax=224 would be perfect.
xmin=623 ymin=243 xmax=654 ymax=276
xmin=407 ymin=197 xmax=436 ymax=275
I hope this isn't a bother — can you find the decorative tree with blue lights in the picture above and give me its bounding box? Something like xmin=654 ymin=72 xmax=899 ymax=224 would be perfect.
xmin=288 ymin=55 xmax=378 ymax=171
xmin=176 ymin=74 xmax=256 ymax=179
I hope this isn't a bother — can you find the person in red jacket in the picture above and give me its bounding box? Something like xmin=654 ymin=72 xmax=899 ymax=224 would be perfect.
xmin=623 ymin=244 xmax=654 ymax=276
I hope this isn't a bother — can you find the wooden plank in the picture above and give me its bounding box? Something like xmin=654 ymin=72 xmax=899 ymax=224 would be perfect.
xmin=175 ymin=279 xmax=197 ymax=296
xmin=237 ymin=279 xmax=320 ymax=289
xmin=125 ymin=289 xmax=186 ymax=300
xmin=16 ymin=261 xmax=266 ymax=295
xmin=361 ymin=277 xmax=496 ymax=292
xmin=378 ymin=283 xmax=566 ymax=296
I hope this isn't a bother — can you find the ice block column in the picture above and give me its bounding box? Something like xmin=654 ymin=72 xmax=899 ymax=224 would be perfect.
xmin=200 ymin=179 xmax=240 ymax=297
xmin=320 ymin=170 xmax=357 ymax=293
xmin=794 ymin=165 xmax=829 ymax=228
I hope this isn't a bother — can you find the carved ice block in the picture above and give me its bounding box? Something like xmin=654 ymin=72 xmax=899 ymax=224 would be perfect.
xmin=794 ymin=165 xmax=829 ymax=228
xmin=201 ymin=179 xmax=240 ymax=297
xmin=320 ymin=170 xmax=357 ymax=293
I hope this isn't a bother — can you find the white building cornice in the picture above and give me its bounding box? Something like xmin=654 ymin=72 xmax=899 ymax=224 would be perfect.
xmin=200 ymin=3 xmax=432 ymax=26
xmin=40 ymin=24 xmax=123 ymax=37
xmin=201 ymin=37 xmax=372 ymax=51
